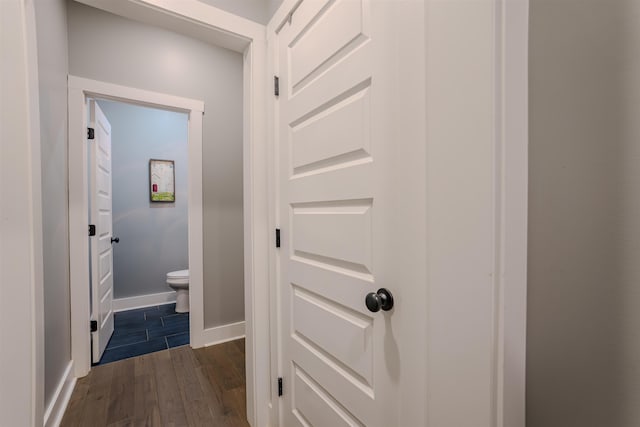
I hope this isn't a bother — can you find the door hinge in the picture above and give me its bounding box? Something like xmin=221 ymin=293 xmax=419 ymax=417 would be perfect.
xmin=274 ymin=76 xmax=280 ymax=97
xmin=87 ymin=127 xmax=95 ymax=140
xmin=90 ymin=320 xmax=98 ymax=332
xmin=278 ymin=377 xmax=283 ymax=397
xmin=275 ymin=228 xmax=281 ymax=248
xmin=89 ymin=224 xmax=96 ymax=236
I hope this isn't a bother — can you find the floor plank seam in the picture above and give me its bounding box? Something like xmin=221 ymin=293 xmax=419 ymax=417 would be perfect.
xmin=61 ymin=340 xmax=248 ymax=427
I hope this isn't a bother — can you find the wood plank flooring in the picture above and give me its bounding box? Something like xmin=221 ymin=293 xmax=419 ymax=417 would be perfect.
xmin=60 ymin=339 xmax=249 ymax=427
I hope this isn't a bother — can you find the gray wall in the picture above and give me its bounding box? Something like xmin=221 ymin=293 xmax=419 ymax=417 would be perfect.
xmin=197 ymin=0 xmax=266 ymax=24
xmin=196 ymin=0 xmax=284 ymax=25
xmin=267 ymin=0 xmax=285 ymax=22
xmin=97 ymin=100 xmax=189 ymax=299
xmin=34 ymin=0 xmax=72 ymax=408
xmin=68 ymin=1 xmax=244 ymax=328
xmin=528 ymin=1 xmax=640 ymax=426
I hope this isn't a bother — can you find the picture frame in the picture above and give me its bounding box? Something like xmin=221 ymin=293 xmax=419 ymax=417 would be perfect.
xmin=149 ymin=159 xmax=175 ymax=202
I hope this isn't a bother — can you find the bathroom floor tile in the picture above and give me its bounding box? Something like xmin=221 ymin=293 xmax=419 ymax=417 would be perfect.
xmin=158 ymin=303 xmax=177 ymax=314
xmin=162 ymin=313 xmax=189 ymax=327
xmin=166 ymin=332 xmax=190 ymax=348
xmin=147 ymin=321 xmax=189 ymax=339
xmin=144 ymin=303 xmax=178 ymax=319
xmin=114 ymin=310 xmax=145 ymax=325
xmin=97 ymin=303 xmax=190 ymax=365
xmin=107 ymin=330 xmax=148 ymax=348
xmin=142 ymin=311 xmax=163 ymax=320
xmin=112 ymin=317 xmax=162 ymax=336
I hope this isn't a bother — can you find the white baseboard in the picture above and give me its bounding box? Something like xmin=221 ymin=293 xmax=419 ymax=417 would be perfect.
xmin=44 ymin=361 xmax=76 ymax=427
xmin=202 ymin=321 xmax=245 ymax=347
xmin=113 ymin=291 xmax=176 ymax=312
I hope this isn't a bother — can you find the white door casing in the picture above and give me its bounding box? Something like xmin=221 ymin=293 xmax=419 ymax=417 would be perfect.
xmin=89 ymin=100 xmax=115 ymax=363
xmin=0 ymin=0 xmax=45 ymax=424
xmin=276 ymin=0 xmax=428 ymax=425
xmin=68 ymin=77 xmax=205 ymax=380
xmin=67 ymin=2 xmax=270 ymax=424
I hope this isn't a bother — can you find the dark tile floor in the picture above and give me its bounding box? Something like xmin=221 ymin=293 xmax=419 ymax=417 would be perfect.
xmin=96 ymin=303 xmax=189 ymax=365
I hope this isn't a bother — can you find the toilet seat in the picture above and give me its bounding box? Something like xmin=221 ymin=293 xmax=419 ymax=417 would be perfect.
xmin=167 ymin=269 xmax=189 ymax=285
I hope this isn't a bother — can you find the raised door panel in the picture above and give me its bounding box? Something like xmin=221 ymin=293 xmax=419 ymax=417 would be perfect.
xmin=279 ymin=1 xmax=396 ymax=426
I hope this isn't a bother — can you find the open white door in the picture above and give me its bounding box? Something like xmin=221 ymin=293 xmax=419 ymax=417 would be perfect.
xmin=276 ymin=0 xmax=427 ymax=425
xmin=89 ymin=100 xmax=115 ymax=364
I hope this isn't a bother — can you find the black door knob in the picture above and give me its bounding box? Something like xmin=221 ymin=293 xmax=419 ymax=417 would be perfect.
xmin=111 ymin=237 xmax=120 ymax=244
xmin=365 ymin=288 xmax=394 ymax=312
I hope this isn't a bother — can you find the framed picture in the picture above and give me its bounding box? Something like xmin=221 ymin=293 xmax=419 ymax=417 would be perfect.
xmin=149 ymin=159 xmax=175 ymax=202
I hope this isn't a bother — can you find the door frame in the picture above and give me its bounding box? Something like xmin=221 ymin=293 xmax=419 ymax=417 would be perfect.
xmin=68 ymin=1 xmax=270 ymax=426
xmin=0 ymin=0 xmax=45 ymax=425
xmin=68 ymin=75 xmax=205 ymax=369
xmin=266 ymin=0 xmax=529 ymax=426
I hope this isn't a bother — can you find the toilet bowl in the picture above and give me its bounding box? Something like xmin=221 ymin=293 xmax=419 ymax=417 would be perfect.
xmin=166 ymin=269 xmax=189 ymax=313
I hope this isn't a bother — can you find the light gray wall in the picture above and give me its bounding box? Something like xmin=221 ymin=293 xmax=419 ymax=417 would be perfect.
xmin=195 ymin=0 xmax=285 ymax=25
xmin=197 ymin=0 xmax=267 ymax=24
xmin=34 ymin=0 xmax=72 ymax=408
xmin=195 ymin=0 xmax=283 ymax=25
xmin=268 ymin=0 xmax=285 ymax=22
xmin=68 ymin=1 xmax=244 ymax=328
xmin=528 ymin=1 xmax=640 ymax=426
xmin=97 ymin=100 xmax=189 ymax=299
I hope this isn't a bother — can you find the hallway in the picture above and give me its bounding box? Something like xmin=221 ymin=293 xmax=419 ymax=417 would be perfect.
xmin=2 ymin=0 xmax=530 ymax=424
xmin=60 ymin=339 xmax=248 ymax=426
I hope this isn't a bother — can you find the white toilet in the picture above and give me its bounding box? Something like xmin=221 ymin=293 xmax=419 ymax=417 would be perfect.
xmin=166 ymin=269 xmax=189 ymax=313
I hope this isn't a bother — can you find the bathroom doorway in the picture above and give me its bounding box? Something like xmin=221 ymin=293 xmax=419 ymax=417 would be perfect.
xmin=88 ymin=98 xmax=191 ymax=365
xmin=69 ymin=76 xmax=210 ymax=376
xmin=65 ymin=3 xmax=271 ymax=423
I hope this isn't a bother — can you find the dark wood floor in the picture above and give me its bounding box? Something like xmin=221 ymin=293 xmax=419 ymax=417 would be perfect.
xmin=60 ymin=339 xmax=249 ymax=427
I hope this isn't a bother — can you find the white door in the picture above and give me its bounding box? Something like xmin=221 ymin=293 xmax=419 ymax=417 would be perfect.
xmin=277 ymin=0 xmax=427 ymax=425
xmin=89 ymin=100 xmax=115 ymax=363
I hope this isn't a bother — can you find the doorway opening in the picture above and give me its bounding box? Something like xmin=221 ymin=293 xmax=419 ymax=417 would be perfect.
xmin=87 ymin=98 xmax=191 ymax=365
xmin=69 ymin=78 xmax=206 ymax=373
xmin=66 ymin=2 xmax=271 ymax=426
xmin=68 ymin=74 xmax=257 ymax=424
